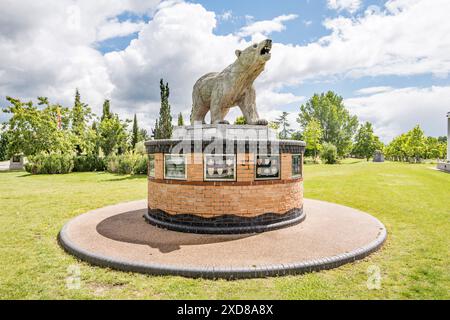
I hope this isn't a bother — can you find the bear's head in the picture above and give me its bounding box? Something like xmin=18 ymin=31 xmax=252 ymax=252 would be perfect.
xmin=235 ymin=39 xmax=272 ymax=68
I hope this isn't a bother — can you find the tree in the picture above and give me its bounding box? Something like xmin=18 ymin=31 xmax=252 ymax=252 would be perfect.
xmin=405 ymin=125 xmax=426 ymax=162
xmin=101 ymin=99 xmax=112 ymax=121
xmin=70 ymin=90 xmax=94 ymax=155
xmin=1 ymin=96 xmax=75 ymax=157
xmin=298 ymin=91 xmax=358 ymax=157
xmin=0 ymin=129 xmax=8 ymax=161
xmin=234 ymin=116 xmax=247 ymax=125
xmin=321 ymin=142 xmax=338 ymax=164
xmin=276 ymin=112 xmax=293 ymax=139
xmin=177 ymin=112 xmax=184 ymax=126
xmin=155 ymin=79 xmax=173 ymax=139
xmin=131 ymin=114 xmax=139 ymax=149
xmin=352 ymin=122 xmax=380 ymax=161
xmin=98 ymin=114 xmax=128 ymax=156
xmin=303 ymin=118 xmax=323 ymax=161
xmin=138 ymin=128 xmax=150 ymax=142
xmin=71 ymin=89 xmax=92 ymax=137
xmin=152 ymin=119 xmax=160 ymax=139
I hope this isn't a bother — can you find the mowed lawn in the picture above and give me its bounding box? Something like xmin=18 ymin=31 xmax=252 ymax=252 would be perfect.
xmin=0 ymin=161 xmax=449 ymax=299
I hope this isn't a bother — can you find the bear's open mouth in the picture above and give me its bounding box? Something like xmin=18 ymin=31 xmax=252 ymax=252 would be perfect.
xmin=260 ymin=45 xmax=271 ymax=55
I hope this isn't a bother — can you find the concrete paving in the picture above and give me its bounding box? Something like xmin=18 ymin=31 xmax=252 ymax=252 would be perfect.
xmin=59 ymin=199 xmax=386 ymax=278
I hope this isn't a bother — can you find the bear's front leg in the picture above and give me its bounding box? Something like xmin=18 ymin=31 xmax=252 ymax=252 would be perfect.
xmin=210 ymin=92 xmax=230 ymax=124
xmin=238 ymin=87 xmax=268 ymax=126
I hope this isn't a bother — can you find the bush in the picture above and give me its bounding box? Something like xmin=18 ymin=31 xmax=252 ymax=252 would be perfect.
xmin=321 ymin=142 xmax=338 ymax=164
xmin=73 ymin=155 xmax=106 ymax=172
xmin=106 ymin=153 xmax=147 ymax=175
xmin=25 ymin=152 xmax=74 ymax=174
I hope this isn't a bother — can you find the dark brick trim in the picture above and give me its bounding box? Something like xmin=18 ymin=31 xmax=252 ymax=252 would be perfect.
xmin=148 ymin=177 xmax=303 ymax=186
xmin=145 ymin=139 xmax=306 ymax=155
xmin=143 ymin=207 xmax=305 ymax=234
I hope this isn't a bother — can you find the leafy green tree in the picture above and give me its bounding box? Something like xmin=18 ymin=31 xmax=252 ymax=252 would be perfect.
xmin=138 ymin=128 xmax=150 ymax=142
xmin=352 ymin=122 xmax=380 ymax=161
xmin=98 ymin=114 xmax=128 ymax=156
xmin=131 ymin=114 xmax=139 ymax=149
xmin=290 ymin=131 xmax=303 ymax=141
xmin=0 ymin=129 xmax=8 ymax=161
xmin=276 ymin=112 xmax=293 ymax=139
xmin=303 ymin=118 xmax=323 ymax=162
xmin=298 ymin=91 xmax=358 ymax=157
xmin=405 ymin=125 xmax=426 ymax=162
xmin=155 ymin=79 xmax=173 ymax=139
xmin=385 ymin=133 xmax=408 ymax=161
xmin=1 ymin=97 xmax=75 ymax=157
xmin=234 ymin=116 xmax=247 ymax=125
xmin=177 ymin=112 xmax=184 ymax=126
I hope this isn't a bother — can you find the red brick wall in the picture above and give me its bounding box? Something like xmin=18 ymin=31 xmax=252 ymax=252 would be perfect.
xmin=148 ymin=152 xmax=303 ymax=217
xmin=148 ymin=179 xmax=303 ymax=217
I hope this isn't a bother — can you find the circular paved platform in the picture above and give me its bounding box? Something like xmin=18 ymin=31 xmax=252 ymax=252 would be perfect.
xmin=58 ymin=199 xmax=386 ymax=279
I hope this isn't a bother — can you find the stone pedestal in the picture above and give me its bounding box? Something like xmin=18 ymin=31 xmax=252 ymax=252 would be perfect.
xmin=373 ymin=150 xmax=384 ymax=162
xmin=145 ymin=125 xmax=306 ymax=234
xmin=9 ymin=155 xmax=24 ymax=170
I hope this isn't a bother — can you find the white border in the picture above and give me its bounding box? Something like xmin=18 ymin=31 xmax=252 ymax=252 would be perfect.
xmin=254 ymin=154 xmax=281 ymax=180
xmin=164 ymin=154 xmax=187 ymax=180
xmin=204 ymin=154 xmax=237 ymax=182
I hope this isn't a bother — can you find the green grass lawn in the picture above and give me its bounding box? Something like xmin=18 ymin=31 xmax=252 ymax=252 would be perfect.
xmin=0 ymin=161 xmax=449 ymax=299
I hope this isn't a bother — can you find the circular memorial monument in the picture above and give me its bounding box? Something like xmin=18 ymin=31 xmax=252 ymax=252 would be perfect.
xmin=144 ymin=125 xmax=306 ymax=234
xmin=58 ymin=38 xmax=386 ymax=279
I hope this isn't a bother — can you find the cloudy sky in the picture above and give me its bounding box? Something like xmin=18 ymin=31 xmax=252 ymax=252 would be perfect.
xmin=0 ymin=0 xmax=449 ymax=142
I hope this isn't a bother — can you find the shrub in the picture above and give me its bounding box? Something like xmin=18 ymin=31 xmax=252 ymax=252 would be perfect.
xmin=321 ymin=142 xmax=338 ymax=164
xmin=73 ymin=155 xmax=106 ymax=172
xmin=106 ymin=154 xmax=119 ymax=173
xmin=106 ymin=153 xmax=147 ymax=175
xmin=25 ymin=152 xmax=74 ymax=174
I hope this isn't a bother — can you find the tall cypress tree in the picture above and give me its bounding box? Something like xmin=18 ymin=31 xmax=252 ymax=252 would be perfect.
xmin=153 ymin=119 xmax=160 ymax=139
xmin=131 ymin=114 xmax=139 ymax=149
xmin=156 ymin=79 xmax=173 ymax=139
xmin=71 ymin=89 xmax=91 ymax=137
xmin=101 ymin=99 xmax=112 ymax=121
xmin=177 ymin=112 xmax=184 ymax=126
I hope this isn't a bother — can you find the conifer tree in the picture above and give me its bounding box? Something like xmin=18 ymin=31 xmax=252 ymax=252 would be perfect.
xmin=101 ymin=99 xmax=112 ymax=121
xmin=156 ymin=79 xmax=173 ymax=139
xmin=131 ymin=114 xmax=139 ymax=149
xmin=177 ymin=112 xmax=184 ymax=126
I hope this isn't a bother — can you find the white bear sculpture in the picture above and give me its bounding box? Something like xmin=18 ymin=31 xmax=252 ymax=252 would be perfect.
xmin=190 ymin=39 xmax=272 ymax=125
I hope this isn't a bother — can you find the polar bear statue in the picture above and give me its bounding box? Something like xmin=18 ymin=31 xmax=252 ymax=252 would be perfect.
xmin=190 ymin=39 xmax=272 ymax=126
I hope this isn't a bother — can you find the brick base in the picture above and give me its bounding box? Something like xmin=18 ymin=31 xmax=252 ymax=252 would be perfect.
xmin=148 ymin=179 xmax=303 ymax=217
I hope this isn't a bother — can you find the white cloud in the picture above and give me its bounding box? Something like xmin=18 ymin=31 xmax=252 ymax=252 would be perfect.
xmin=0 ymin=0 xmax=160 ymax=115
xmin=97 ymin=19 xmax=146 ymax=41
xmin=327 ymin=0 xmax=362 ymax=13
xmin=238 ymin=14 xmax=298 ymax=41
xmin=218 ymin=10 xmax=233 ymax=21
xmin=260 ymin=0 xmax=450 ymax=88
xmin=355 ymin=86 xmax=393 ymax=95
xmin=346 ymin=86 xmax=450 ymax=141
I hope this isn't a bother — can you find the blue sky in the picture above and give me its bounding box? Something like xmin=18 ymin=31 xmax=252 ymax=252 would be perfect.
xmin=1 ymin=0 xmax=449 ymax=141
